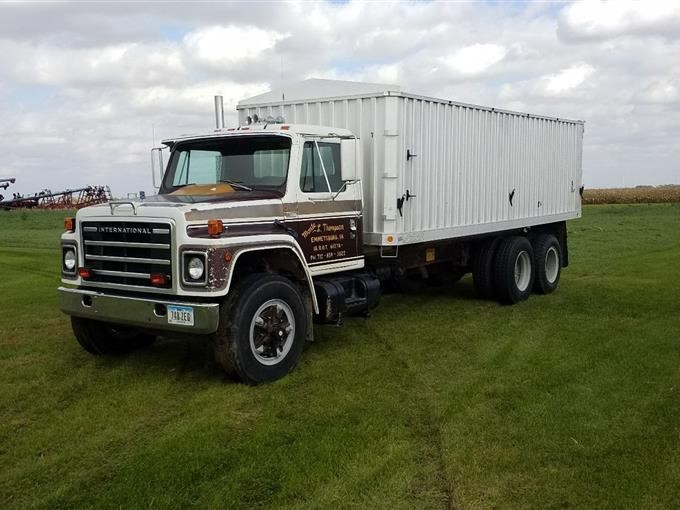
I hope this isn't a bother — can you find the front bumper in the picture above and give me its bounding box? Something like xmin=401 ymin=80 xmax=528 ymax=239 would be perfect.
xmin=58 ymin=287 xmax=220 ymax=334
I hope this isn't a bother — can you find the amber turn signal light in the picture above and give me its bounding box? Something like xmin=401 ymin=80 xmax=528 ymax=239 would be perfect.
xmin=64 ymin=217 xmax=75 ymax=232
xmin=78 ymin=267 xmax=91 ymax=279
xmin=207 ymin=219 xmax=224 ymax=236
xmin=150 ymin=273 xmax=166 ymax=286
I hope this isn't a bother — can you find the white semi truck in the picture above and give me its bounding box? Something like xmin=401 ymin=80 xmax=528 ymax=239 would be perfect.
xmin=59 ymin=79 xmax=584 ymax=384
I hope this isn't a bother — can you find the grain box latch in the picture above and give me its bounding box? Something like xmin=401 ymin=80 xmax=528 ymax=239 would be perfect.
xmin=396 ymin=189 xmax=417 ymax=216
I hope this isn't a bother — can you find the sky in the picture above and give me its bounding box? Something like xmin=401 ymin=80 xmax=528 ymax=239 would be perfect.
xmin=1 ymin=0 xmax=679 ymax=198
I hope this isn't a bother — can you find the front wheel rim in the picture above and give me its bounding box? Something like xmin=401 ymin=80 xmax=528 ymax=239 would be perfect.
xmin=249 ymin=299 xmax=295 ymax=366
xmin=514 ymin=251 xmax=532 ymax=292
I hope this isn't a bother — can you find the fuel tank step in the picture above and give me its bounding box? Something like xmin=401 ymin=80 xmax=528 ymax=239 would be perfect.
xmin=313 ymin=272 xmax=381 ymax=323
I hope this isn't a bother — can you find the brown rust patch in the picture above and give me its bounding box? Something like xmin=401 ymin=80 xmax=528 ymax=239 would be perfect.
xmin=206 ymin=247 xmax=230 ymax=289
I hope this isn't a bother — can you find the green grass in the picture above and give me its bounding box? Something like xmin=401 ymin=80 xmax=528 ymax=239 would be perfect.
xmin=1 ymin=204 xmax=680 ymax=509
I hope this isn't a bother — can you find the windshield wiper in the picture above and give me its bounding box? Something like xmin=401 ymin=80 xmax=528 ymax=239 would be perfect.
xmin=219 ymin=179 xmax=253 ymax=191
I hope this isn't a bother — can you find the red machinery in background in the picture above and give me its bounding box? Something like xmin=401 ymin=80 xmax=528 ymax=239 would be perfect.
xmin=1 ymin=181 xmax=112 ymax=210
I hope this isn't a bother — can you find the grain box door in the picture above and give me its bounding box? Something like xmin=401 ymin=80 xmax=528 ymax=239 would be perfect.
xmin=293 ymin=138 xmax=362 ymax=266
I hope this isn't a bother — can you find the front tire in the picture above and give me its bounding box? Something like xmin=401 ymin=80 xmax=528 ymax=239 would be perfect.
xmin=492 ymin=236 xmax=535 ymax=305
xmin=71 ymin=317 xmax=156 ymax=355
xmin=213 ymin=273 xmax=308 ymax=384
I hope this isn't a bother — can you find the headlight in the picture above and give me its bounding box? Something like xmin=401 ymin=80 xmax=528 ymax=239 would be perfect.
xmin=187 ymin=257 xmax=205 ymax=280
xmin=63 ymin=248 xmax=76 ymax=272
xmin=182 ymin=251 xmax=208 ymax=286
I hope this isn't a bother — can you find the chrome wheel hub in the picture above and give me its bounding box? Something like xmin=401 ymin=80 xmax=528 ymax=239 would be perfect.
xmin=249 ymin=299 xmax=295 ymax=366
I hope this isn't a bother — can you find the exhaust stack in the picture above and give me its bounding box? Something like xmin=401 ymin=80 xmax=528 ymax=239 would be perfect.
xmin=214 ymin=95 xmax=224 ymax=130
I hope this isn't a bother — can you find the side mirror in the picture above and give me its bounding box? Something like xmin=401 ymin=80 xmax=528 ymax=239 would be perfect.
xmin=150 ymin=147 xmax=165 ymax=189
xmin=340 ymin=138 xmax=359 ymax=182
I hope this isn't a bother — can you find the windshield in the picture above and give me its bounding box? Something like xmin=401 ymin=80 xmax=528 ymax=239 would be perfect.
xmin=160 ymin=135 xmax=291 ymax=195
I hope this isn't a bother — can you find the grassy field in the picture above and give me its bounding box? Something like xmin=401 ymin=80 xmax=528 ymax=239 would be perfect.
xmin=1 ymin=205 xmax=680 ymax=509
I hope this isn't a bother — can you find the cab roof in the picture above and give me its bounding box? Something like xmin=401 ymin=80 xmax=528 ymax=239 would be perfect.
xmin=162 ymin=123 xmax=355 ymax=146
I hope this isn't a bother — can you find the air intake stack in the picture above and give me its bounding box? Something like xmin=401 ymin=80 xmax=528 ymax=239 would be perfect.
xmin=214 ymin=95 xmax=224 ymax=130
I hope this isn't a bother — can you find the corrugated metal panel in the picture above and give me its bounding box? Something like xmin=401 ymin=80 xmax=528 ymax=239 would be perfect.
xmin=238 ymin=78 xmax=399 ymax=106
xmin=238 ymin=88 xmax=583 ymax=246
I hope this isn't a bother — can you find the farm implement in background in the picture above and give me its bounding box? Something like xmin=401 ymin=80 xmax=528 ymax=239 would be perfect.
xmin=0 ymin=177 xmax=17 ymax=203
xmin=1 ymin=184 xmax=111 ymax=210
xmin=0 ymin=177 xmax=16 ymax=191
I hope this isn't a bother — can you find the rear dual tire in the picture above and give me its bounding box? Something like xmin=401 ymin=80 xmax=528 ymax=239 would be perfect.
xmin=532 ymin=234 xmax=561 ymax=294
xmin=493 ymin=236 xmax=535 ymax=305
xmin=474 ymin=233 xmax=562 ymax=304
xmin=473 ymin=237 xmax=502 ymax=299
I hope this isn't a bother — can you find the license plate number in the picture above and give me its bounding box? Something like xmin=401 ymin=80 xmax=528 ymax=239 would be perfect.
xmin=167 ymin=305 xmax=194 ymax=326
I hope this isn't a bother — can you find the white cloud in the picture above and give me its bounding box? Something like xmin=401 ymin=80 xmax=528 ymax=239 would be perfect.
xmin=638 ymin=79 xmax=680 ymax=104
xmin=183 ymin=25 xmax=288 ymax=67
xmin=443 ymin=43 xmax=507 ymax=75
xmin=544 ymin=63 xmax=595 ymax=94
xmin=129 ymin=81 xmax=270 ymax=115
xmin=499 ymin=63 xmax=595 ymax=102
xmin=559 ymin=0 xmax=680 ymax=41
xmin=1 ymin=40 xmax=185 ymax=87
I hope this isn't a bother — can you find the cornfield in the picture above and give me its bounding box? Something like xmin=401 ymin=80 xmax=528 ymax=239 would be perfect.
xmin=582 ymin=185 xmax=680 ymax=204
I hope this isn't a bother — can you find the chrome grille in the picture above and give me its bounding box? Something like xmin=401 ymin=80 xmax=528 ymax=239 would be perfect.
xmin=81 ymin=221 xmax=172 ymax=289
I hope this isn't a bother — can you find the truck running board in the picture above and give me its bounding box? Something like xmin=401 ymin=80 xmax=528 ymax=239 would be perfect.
xmin=313 ymin=273 xmax=381 ymax=324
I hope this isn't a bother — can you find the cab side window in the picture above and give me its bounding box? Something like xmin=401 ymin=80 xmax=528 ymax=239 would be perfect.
xmin=300 ymin=142 xmax=342 ymax=193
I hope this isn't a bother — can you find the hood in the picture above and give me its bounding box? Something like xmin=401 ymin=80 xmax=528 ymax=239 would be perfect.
xmin=77 ymin=191 xmax=285 ymax=224
xmin=145 ymin=188 xmax=282 ymax=204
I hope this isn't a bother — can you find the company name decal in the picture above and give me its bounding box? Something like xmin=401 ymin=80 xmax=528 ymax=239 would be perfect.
xmin=300 ymin=221 xmax=348 ymax=262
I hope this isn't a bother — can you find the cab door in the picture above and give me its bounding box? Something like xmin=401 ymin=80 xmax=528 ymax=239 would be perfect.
xmin=291 ymin=138 xmax=362 ymax=268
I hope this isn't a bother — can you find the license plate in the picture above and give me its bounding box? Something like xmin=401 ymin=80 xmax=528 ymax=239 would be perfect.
xmin=167 ymin=305 xmax=194 ymax=326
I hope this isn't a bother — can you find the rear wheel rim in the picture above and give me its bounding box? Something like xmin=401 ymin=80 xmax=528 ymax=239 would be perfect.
xmin=249 ymin=299 xmax=295 ymax=366
xmin=545 ymin=246 xmax=559 ymax=283
xmin=514 ymin=251 xmax=532 ymax=292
